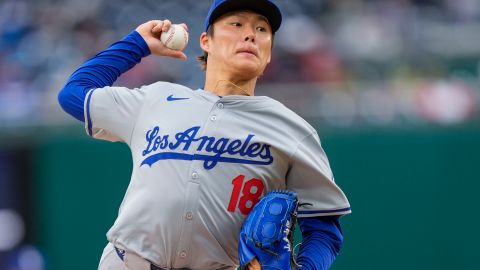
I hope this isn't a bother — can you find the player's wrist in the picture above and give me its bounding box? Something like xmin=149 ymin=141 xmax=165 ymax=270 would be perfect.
xmin=130 ymin=30 xmax=151 ymax=57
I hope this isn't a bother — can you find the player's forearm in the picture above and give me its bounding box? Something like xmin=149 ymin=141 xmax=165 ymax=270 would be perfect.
xmin=58 ymin=31 xmax=150 ymax=121
xmin=296 ymin=216 xmax=344 ymax=270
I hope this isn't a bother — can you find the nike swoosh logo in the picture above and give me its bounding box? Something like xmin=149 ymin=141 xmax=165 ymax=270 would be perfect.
xmin=167 ymin=95 xmax=189 ymax=101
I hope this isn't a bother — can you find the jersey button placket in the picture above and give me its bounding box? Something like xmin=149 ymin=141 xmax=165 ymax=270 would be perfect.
xmin=173 ymin=178 xmax=199 ymax=266
xmin=210 ymin=101 xmax=224 ymax=122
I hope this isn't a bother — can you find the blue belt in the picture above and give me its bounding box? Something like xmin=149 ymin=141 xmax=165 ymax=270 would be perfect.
xmin=114 ymin=247 xmax=191 ymax=270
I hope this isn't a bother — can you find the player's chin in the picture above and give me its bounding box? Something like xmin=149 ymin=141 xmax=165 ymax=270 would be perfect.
xmin=233 ymin=60 xmax=265 ymax=77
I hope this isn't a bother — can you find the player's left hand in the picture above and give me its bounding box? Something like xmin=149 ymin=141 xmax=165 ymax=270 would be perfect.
xmin=135 ymin=19 xmax=188 ymax=60
xmin=246 ymin=259 xmax=261 ymax=270
xmin=238 ymin=190 xmax=300 ymax=270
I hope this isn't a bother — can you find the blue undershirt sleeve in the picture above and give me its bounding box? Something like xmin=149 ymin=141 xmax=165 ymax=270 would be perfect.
xmin=296 ymin=216 xmax=344 ymax=270
xmin=57 ymin=31 xmax=150 ymax=122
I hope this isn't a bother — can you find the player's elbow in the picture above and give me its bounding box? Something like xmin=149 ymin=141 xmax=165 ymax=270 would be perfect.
xmin=329 ymin=228 xmax=344 ymax=254
xmin=58 ymin=85 xmax=86 ymax=122
xmin=299 ymin=216 xmax=344 ymax=254
xmin=328 ymin=217 xmax=344 ymax=254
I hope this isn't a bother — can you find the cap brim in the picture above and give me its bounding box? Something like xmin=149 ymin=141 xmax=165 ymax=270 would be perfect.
xmin=208 ymin=0 xmax=282 ymax=33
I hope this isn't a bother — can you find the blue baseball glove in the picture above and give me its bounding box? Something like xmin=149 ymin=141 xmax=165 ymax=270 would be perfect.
xmin=238 ymin=190 xmax=300 ymax=270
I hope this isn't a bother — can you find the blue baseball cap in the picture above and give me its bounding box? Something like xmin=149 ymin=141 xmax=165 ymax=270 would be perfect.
xmin=204 ymin=0 xmax=282 ymax=33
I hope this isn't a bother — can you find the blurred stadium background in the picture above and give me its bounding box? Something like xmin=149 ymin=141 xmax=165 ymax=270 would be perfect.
xmin=1 ymin=0 xmax=479 ymax=269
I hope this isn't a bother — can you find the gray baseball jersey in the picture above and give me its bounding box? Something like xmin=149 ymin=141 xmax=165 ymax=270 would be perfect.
xmin=84 ymin=82 xmax=351 ymax=269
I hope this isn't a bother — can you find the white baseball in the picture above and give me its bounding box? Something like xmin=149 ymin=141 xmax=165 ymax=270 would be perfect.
xmin=160 ymin=24 xmax=189 ymax=51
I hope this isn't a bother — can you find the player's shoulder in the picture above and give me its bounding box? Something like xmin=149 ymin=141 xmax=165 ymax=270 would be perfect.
xmin=262 ymin=96 xmax=318 ymax=136
xmin=138 ymin=81 xmax=197 ymax=99
xmin=142 ymin=81 xmax=193 ymax=94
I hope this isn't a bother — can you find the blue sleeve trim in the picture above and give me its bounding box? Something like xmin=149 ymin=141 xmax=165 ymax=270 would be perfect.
xmin=58 ymin=30 xmax=150 ymax=122
xmin=85 ymin=89 xmax=96 ymax=136
xmin=296 ymin=216 xmax=344 ymax=270
xmin=298 ymin=207 xmax=351 ymax=215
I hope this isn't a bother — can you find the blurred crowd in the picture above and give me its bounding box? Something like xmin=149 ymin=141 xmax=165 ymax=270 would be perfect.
xmin=1 ymin=0 xmax=480 ymax=127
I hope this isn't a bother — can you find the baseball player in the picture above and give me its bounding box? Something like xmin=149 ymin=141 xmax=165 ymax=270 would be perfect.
xmin=58 ymin=0 xmax=351 ymax=269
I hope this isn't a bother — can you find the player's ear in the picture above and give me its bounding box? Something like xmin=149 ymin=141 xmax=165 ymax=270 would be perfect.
xmin=266 ymin=49 xmax=272 ymax=64
xmin=266 ymin=35 xmax=274 ymax=64
xmin=200 ymin=32 xmax=210 ymax=53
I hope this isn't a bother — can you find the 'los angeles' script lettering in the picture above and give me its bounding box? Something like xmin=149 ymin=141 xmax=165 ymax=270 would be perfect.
xmin=140 ymin=126 xmax=273 ymax=170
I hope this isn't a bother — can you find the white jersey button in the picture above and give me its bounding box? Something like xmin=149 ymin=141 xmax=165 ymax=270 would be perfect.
xmin=191 ymin=172 xmax=199 ymax=179
xmin=186 ymin=212 xmax=193 ymax=220
xmin=210 ymin=115 xmax=217 ymax=121
xmin=217 ymin=103 xmax=224 ymax=109
xmin=180 ymin=251 xmax=187 ymax=258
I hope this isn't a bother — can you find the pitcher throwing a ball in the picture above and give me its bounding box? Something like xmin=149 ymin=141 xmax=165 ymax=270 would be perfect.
xmin=58 ymin=0 xmax=351 ymax=269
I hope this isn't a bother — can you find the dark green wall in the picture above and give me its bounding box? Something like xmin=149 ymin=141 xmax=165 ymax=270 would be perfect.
xmin=30 ymin=125 xmax=480 ymax=270
xmin=324 ymin=126 xmax=479 ymax=270
xmin=32 ymin=132 xmax=132 ymax=269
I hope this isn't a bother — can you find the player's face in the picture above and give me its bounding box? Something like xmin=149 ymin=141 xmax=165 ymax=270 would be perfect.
xmin=203 ymin=11 xmax=273 ymax=79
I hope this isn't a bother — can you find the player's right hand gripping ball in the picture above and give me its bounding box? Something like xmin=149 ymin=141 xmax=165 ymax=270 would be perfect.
xmin=238 ymin=190 xmax=300 ymax=270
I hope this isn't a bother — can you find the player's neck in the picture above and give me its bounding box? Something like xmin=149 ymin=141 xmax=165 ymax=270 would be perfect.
xmin=204 ymin=69 xmax=257 ymax=97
